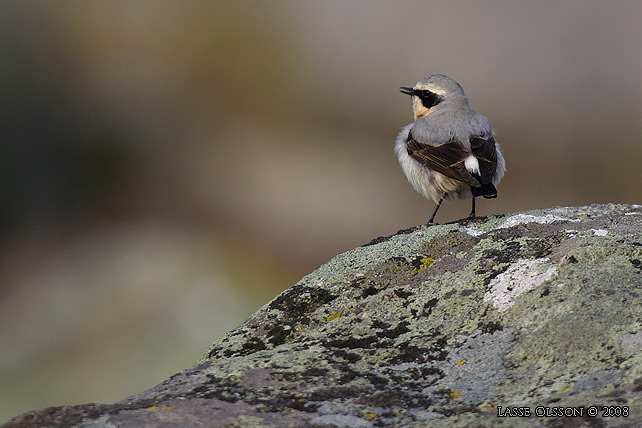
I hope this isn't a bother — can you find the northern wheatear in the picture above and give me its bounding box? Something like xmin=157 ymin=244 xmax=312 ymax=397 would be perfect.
xmin=395 ymin=74 xmax=505 ymax=224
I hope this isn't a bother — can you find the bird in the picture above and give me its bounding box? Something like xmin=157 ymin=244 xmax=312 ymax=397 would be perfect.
xmin=395 ymin=74 xmax=505 ymax=224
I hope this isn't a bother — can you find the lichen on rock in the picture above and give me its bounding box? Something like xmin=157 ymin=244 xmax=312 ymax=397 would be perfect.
xmin=4 ymin=204 xmax=642 ymax=428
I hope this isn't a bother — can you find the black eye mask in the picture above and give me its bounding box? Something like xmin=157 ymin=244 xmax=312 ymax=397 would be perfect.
xmin=417 ymin=90 xmax=443 ymax=109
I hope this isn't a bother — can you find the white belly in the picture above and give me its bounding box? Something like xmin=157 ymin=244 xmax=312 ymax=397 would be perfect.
xmin=395 ymin=124 xmax=472 ymax=203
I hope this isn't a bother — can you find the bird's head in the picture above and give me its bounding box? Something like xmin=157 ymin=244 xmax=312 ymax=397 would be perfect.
xmin=400 ymin=74 xmax=467 ymax=119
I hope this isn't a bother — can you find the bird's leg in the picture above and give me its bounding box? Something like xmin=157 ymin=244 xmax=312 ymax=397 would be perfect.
xmin=428 ymin=198 xmax=444 ymax=225
xmin=469 ymin=197 xmax=477 ymax=218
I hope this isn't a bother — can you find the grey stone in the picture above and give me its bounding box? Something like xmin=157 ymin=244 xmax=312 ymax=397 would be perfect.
xmin=4 ymin=204 xmax=642 ymax=428
xmin=310 ymin=414 xmax=373 ymax=427
xmin=621 ymin=331 xmax=642 ymax=354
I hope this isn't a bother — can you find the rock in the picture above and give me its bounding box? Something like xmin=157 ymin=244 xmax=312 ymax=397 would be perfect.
xmin=4 ymin=204 xmax=642 ymax=428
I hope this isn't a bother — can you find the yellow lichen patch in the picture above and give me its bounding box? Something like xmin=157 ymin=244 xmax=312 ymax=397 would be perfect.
xmin=457 ymin=359 xmax=467 ymax=366
xmin=147 ymin=406 xmax=172 ymax=411
xmin=147 ymin=407 xmax=158 ymax=411
xmin=561 ymin=385 xmax=570 ymax=392
xmin=417 ymin=257 xmax=435 ymax=273
xmin=364 ymin=413 xmax=376 ymax=420
xmin=327 ymin=312 xmax=342 ymax=322
xmin=449 ymin=390 xmax=464 ymax=399
xmin=161 ymin=407 xmax=172 ymax=410
xmin=478 ymin=403 xmax=497 ymax=413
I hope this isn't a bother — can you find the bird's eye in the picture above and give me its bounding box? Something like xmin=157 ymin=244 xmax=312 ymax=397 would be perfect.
xmin=417 ymin=90 xmax=443 ymax=109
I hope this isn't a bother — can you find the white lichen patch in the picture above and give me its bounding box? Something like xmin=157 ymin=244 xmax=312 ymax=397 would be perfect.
xmin=484 ymin=258 xmax=557 ymax=312
xmin=498 ymin=213 xmax=579 ymax=229
xmin=621 ymin=331 xmax=642 ymax=354
xmin=464 ymin=226 xmax=484 ymax=237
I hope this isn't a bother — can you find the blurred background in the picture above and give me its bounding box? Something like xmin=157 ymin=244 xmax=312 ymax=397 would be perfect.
xmin=1 ymin=0 xmax=641 ymax=422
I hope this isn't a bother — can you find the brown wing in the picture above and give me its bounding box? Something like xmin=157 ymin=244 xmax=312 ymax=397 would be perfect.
xmin=406 ymin=133 xmax=480 ymax=187
xmin=470 ymin=136 xmax=497 ymax=185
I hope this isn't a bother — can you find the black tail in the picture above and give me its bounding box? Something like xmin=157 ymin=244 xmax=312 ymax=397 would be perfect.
xmin=471 ymin=180 xmax=497 ymax=199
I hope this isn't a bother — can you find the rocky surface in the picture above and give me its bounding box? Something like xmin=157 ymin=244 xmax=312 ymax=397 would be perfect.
xmin=4 ymin=204 xmax=642 ymax=428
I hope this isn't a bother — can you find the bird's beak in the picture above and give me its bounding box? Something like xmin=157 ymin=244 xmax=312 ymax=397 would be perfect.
xmin=400 ymin=86 xmax=415 ymax=96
